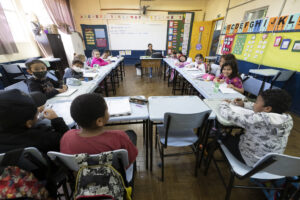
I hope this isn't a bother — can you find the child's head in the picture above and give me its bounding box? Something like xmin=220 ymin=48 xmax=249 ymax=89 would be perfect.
xmin=179 ymin=55 xmax=187 ymax=62
xmin=176 ymin=51 xmax=182 ymax=59
xmin=72 ymin=60 xmax=84 ymax=72
xmin=220 ymin=53 xmax=236 ymax=67
xmin=74 ymin=54 xmax=86 ymax=63
xmin=71 ymin=93 xmax=109 ymax=130
xmin=221 ymin=60 xmax=239 ymax=79
xmin=0 ymin=89 xmax=46 ymax=130
xmin=102 ymin=50 xmax=110 ymax=59
xmin=25 ymin=58 xmax=48 ymax=80
xmin=254 ymin=89 xmax=291 ymax=114
xmin=148 ymin=43 xmax=153 ymax=50
xmin=195 ymin=54 xmax=204 ymax=64
xmin=92 ymin=49 xmax=101 ymax=58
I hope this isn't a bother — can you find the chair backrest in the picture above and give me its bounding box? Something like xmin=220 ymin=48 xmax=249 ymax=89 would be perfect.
xmin=0 ymin=147 xmax=48 ymax=171
xmin=1 ymin=64 xmax=24 ymax=74
xmin=4 ymin=80 xmax=29 ymax=94
xmin=210 ymin=64 xmax=221 ymax=76
xmin=164 ymin=111 xmax=211 ymax=133
xmin=272 ymin=70 xmax=296 ymax=82
xmin=47 ymin=149 xmax=129 ymax=171
xmin=253 ymin=153 xmax=300 ymax=177
xmin=242 ymin=76 xmax=264 ymax=96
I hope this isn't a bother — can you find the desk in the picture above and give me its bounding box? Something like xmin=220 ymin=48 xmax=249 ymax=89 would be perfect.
xmin=148 ymin=96 xmax=212 ymax=170
xmin=163 ymin=58 xmax=245 ymax=100
xmin=203 ymin=99 xmax=235 ymax=126
xmin=140 ymin=57 xmax=162 ymax=77
xmin=249 ymin=69 xmax=279 ymax=77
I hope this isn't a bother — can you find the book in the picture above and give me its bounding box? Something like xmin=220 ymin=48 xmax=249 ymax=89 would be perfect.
xmin=56 ymin=88 xmax=78 ymax=97
xmin=105 ymin=98 xmax=132 ymax=117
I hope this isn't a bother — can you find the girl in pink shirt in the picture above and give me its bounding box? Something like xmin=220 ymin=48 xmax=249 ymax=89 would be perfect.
xmin=213 ymin=60 xmax=244 ymax=94
xmin=90 ymin=49 xmax=109 ymax=67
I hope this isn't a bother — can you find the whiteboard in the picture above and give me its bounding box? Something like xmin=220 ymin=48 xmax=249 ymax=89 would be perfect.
xmin=108 ymin=23 xmax=167 ymax=50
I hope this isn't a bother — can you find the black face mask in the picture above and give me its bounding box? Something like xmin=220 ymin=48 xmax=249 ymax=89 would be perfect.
xmin=33 ymin=71 xmax=47 ymax=79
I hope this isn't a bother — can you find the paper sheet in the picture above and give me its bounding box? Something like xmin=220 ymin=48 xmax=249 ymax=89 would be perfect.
xmin=51 ymin=101 xmax=73 ymax=125
xmin=56 ymin=88 xmax=78 ymax=97
xmin=219 ymin=83 xmax=238 ymax=94
xmin=105 ymin=98 xmax=132 ymax=117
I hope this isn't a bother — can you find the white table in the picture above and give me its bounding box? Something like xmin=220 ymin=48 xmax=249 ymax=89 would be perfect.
xmin=163 ymin=58 xmax=245 ymax=99
xmin=249 ymin=69 xmax=279 ymax=77
xmin=203 ymin=99 xmax=235 ymax=126
xmin=148 ymin=96 xmax=212 ymax=171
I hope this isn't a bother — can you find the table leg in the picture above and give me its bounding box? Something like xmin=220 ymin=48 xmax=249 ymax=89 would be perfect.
xmin=163 ymin=62 xmax=166 ymax=81
xmin=104 ymin=78 xmax=109 ymax=97
xmin=146 ymin=119 xmax=149 ymax=170
xmin=172 ymin=70 xmax=178 ymax=95
xmin=149 ymin=120 xmax=153 ymax=171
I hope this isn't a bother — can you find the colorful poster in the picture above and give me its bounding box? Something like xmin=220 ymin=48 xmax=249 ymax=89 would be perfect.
xmin=221 ymin=34 xmax=236 ymax=54
xmin=232 ymin=34 xmax=247 ymax=55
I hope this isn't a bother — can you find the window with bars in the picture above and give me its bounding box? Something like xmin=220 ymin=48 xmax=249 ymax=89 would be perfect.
xmin=243 ymin=6 xmax=268 ymax=22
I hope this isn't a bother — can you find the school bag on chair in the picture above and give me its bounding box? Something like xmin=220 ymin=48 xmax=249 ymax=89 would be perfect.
xmin=0 ymin=149 xmax=49 ymax=199
xmin=74 ymin=151 xmax=132 ymax=200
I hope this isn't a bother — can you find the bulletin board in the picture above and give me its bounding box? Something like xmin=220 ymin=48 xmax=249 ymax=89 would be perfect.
xmin=233 ymin=33 xmax=268 ymax=64
xmin=231 ymin=32 xmax=300 ymax=71
xmin=166 ymin=12 xmax=194 ymax=55
xmin=81 ymin=24 xmax=109 ymax=51
xmin=189 ymin=21 xmax=213 ymax=59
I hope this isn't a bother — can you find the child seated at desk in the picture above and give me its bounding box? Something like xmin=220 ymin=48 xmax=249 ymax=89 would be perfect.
xmin=218 ymin=89 xmax=293 ymax=167
xmin=175 ymin=55 xmax=190 ymax=68
xmin=60 ymin=93 xmax=138 ymax=165
xmin=0 ymin=89 xmax=69 ymax=154
xmin=90 ymin=49 xmax=109 ymax=68
xmin=213 ymin=60 xmax=244 ymax=94
xmin=63 ymin=59 xmax=84 ymax=83
xmin=186 ymin=54 xmax=209 ymax=73
xmin=102 ymin=49 xmax=111 ymax=61
xmin=26 ymin=58 xmax=68 ymax=99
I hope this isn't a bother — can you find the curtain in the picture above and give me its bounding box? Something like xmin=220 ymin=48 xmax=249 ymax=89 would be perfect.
xmin=0 ymin=3 xmax=18 ymax=55
xmin=42 ymin=0 xmax=75 ymax=34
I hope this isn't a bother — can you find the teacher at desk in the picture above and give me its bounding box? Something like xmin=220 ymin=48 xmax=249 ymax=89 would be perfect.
xmin=145 ymin=43 xmax=155 ymax=78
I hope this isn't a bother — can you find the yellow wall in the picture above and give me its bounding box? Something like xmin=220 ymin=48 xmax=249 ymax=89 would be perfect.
xmin=189 ymin=21 xmax=213 ymax=59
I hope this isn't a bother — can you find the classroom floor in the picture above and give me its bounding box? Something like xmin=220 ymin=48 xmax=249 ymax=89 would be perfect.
xmin=103 ymin=66 xmax=300 ymax=200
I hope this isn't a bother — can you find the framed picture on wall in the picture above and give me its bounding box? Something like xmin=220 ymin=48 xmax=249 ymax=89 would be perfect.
xmin=280 ymin=39 xmax=291 ymax=50
xmin=292 ymin=41 xmax=300 ymax=52
xmin=274 ymin=36 xmax=282 ymax=47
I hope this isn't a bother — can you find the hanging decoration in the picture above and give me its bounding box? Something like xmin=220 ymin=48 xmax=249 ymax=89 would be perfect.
xmin=80 ymin=14 xmax=183 ymax=21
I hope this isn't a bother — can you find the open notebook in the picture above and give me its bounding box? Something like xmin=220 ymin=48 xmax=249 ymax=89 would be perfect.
xmin=56 ymin=88 xmax=78 ymax=97
xmin=219 ymin=83 xmax=238 ymax=94
xmin=105 ymin=98 xmax=132 ymax=117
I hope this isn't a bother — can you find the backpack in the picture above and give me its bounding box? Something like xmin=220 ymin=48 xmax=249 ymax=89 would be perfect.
xmin=0 ymin=149 xmax=49 ymax=199
xmin=74 ymin=152 xmax=132 ymax=200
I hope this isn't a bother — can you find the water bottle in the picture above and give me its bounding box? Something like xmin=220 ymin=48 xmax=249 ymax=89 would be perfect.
xmin=214 ymin=82 xmax=220 ymax=93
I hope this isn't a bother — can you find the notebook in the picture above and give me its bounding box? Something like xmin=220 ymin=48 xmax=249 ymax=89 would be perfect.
xmin=219 ymin=83 xmax=238 ymax=94
xmin=105 ymin=98 xmax=132 ymax=117
xmin=56 ymin=88 xmax=78 ymax=97
xmin=50 ymin=101 xmax=73 ymax=126
xmin=83 ymin=72 xmax=98 ymax=78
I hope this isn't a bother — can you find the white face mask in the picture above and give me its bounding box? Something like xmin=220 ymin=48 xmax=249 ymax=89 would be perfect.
xmin=72 ymin=66 xmax=83 ymax=73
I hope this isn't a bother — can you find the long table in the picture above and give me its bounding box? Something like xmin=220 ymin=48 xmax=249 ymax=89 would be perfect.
xmin=163 ymin=58 xmax=245 ymax=100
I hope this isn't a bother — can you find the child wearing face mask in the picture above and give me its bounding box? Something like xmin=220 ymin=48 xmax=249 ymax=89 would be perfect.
xmin=186 ymin=54 xmax=208 ymax=73
xmin=26 ymin=58 xmax=68 ymax=99
xmin=63 ymin=59 xmax=84 ymax=83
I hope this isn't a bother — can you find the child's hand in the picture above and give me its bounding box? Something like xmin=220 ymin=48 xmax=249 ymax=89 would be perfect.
xmin=37 ymin=105 xmax=45 ymax=113
xmin=224 ymin=99 xmax=231 ymax=103
xmin=43 ymin=109 xmax=58 ymax=120
xmin=233 ymin=98 xmax=244 ymax=107
xmin=58 ymin=85 xmax=68 ymax=93
xmin=227 ymin=84 xmax=234 ymax=88
xmin=219 ymin=79 xmax=225 ymax=83
xmin=213 ymin=78 xmax=218 ymax=83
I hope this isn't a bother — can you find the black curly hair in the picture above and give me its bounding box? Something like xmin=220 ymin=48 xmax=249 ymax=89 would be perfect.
xmin=221 ymin=60 xmax=240 ymax=79
xmin=260 ymin=89 xmax=291 ymax=114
